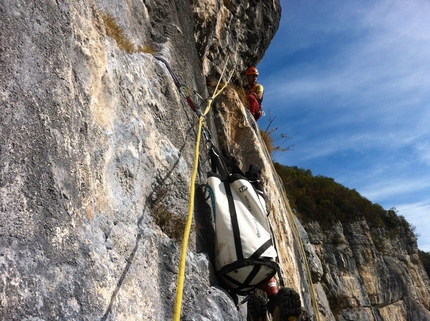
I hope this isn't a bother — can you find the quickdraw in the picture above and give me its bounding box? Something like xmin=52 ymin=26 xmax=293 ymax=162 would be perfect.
xmin=154 ymin=56 xmax=201 ymax=115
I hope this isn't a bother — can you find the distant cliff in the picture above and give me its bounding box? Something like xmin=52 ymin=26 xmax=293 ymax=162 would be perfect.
xmin=1 ymin=1 xmax=429 ymax=321
xmin=275 ymin=164 xmax=430 ymax=320
xmin=302 ymin=219 xmax=430 ymax=320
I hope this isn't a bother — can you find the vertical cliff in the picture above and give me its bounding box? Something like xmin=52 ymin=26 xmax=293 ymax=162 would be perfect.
xmin=1 ymin=1 xmax=429 ymax=321
xmin=299 ymin=219 xmax=430 ymax=321
xmin=0 ymin=0 xmax=282 ymax=320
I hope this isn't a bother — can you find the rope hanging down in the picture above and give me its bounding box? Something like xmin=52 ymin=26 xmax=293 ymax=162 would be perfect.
xmin=155 ymin=55 xmax=234 ymax=321
xmin=175 ymin=65 xmax=234 ymax=321
xmin=271 ymin=166 xmax=323 ymax=321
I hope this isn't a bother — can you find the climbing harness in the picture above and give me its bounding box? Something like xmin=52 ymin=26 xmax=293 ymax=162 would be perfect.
xmin=156 ymin=55 xmax=235 ymax=321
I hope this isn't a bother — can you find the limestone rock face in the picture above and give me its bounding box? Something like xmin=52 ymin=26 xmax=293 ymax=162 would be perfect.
xmin=303 ymin=220 xmax=430 ymax=321
xmin=0 ymin=0 xmax=280 ymax=320
xmin=1 ymin=0 xmax=429 ymax=321
xmin=190 ymin=0 xmax=282 ymax=77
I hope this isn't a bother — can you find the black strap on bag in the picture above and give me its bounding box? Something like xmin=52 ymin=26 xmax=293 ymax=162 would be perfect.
xmin=209 ymin=146 xmax=267 ymax=210
xmin=207 ymin=145 xmax=279 ymax=296
xmin=209 ymin=145 xmax=244 ymax=179
xmin=217 ymin=258 xmax=279 ymax=292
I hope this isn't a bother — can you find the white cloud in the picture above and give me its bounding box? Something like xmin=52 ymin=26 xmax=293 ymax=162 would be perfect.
xmin=359 ymin=178 xmax=430 ymax=202
xmin=414 ymin=142 xmax=430 ymax=166
xmin=396 ymin=201 xmax=430 ymax=251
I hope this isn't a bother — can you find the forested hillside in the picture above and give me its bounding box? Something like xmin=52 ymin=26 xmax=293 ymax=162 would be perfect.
xmin=274 ymin=163 xmax=411 ymax=230
xmin=274 ymin=163 xmax=430 ymax=277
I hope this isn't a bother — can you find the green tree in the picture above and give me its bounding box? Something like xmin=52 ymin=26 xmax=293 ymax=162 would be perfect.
xmin=418 ymin=250 xmax=430 ymax=279
xmin=274 ymin=163 xmax=415 ymax=238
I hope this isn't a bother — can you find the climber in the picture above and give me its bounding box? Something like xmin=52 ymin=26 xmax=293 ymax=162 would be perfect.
xmin=243 ymin=66 xmax=264 ymax=121
xmin=247 ymin=279 xmax=304 ymax=321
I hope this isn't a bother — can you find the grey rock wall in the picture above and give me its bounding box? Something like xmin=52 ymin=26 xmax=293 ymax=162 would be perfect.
xmin=0 ymin=0 xmax=280 ymax=320
xmin=190 ymin=0 xmax=281 ymax=77
xmin=303 ymin=220 xmax=430 ymax=320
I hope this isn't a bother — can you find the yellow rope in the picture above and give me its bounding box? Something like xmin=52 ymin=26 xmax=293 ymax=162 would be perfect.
xmin=290 ymin=209 xmax=322 ymax=320
xmin=173 ymin=62 xmax=234 ymax=321
xmin=274 ymin=173 xmax=323 ymax=321
xmin=173 ymin=113 xmax=205 ymax=321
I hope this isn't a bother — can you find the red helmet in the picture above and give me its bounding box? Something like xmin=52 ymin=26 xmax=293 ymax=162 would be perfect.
xmin=246 ymin=67 xmax=259 ymax=76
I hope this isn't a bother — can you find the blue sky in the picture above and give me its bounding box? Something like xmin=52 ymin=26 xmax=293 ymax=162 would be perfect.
xmin=257 ymin=0 xmax=430 ymax=251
